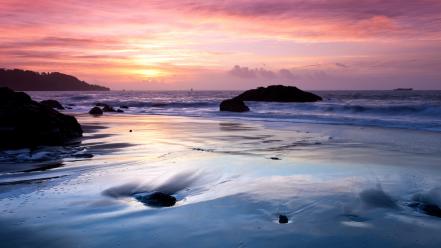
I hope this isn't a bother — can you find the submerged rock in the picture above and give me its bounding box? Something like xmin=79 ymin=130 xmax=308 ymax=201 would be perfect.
xmin=89 ymin=107 xmax=103 ymax=116
xmin=116 ymin=109 xmax=124 ymax=113
xmin=359 ymin=188 xmax=398 ymax=209
xmin=0 ymin=87 xmax=83 ymax=149
xmin=233 ymin=85 xmax=322 ymax=102
xmin=410 ymin=190 xmax=441 ymax=218
xmin=219 ymin=98 xmax=249 ymax=112
xmin=135 ymin=192 xmax=176 ymax=207
xmin=40 ymin=99 xmax=64 ymax=110
xmin=279 ymin=215 xmax=288 ymax=224
xmin=120 ymin=105 xmax=129 ymax=109
xmin=409 ymin=202 xmax=441 ymax=218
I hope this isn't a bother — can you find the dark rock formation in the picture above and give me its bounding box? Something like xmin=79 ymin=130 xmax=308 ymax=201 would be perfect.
xmin=135 ymin=192 xmax=176 ymax=207
xmin=0 ymin=68 xmax=109 ymax=91
xmin=0 ymin=87 xmax=83 ymax=149
xmin=409 ymin=202 xmax=441 ymax=218
xmin=409 ymin=191 xmax=441 ymax=218
xmin=102 ymin=105 xmax=115 ymax=112
xmin=220 ymin=98 xmax=249 ymax=112
xmin=359 ymin=188 xmax=398 ymax=209
xmin=40 ymin=99 xmax=64 ymax=110
xmin=279 ymin=215 xmax=288 ymax=224
xmin=234 ymin=85 xmax=322 ymax=102
xmin=116 ymin=109 xmax=124 ymax=113
xmin=89 ymin=107 xmax=103 ymax=116
xmin=120 ymin=105 xmax=129 ymax=109
xmin=96 ymin=103 xmax=115 ymax=112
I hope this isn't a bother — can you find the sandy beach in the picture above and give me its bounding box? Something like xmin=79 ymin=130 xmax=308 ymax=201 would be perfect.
xmin=1 ymin=113 xmax=441 ymax=247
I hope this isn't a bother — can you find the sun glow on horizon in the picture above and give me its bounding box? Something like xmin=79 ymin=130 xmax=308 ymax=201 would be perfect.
xmin=0 ymin=0 xmax=440 ymax=90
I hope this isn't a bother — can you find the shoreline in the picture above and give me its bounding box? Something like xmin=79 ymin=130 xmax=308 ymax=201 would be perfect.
xmin=1 ymin=113 xmax=441 ymax=247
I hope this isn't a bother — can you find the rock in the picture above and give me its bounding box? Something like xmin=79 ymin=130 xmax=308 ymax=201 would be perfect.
xmin=40 ymin=99 xmax=64 ymax=110
xmin=234 ymin=85 xmax=322 ymax=102
xmin=103 ymin=105 xmax=115 ymax=112
xmin=120 ymin=105 xmax=129 ymax=109
xmin=220 ymin=98 xmax=249 ymax=112
xmin=409 ymin=202 xmax=441 ymax=218
xmin=135 ymin=192 xmax=176 ymax=207
xmin=73 ymin=153 xmax=94 ymax=158
xmin=410 ymin=191 xmax=441 ymax=218
xmin=279 ymin=215 xmax=288 ymax=224
xmin=89 ymin=107 xmax=103 ymax=116
xmin=420 ymin=204 xmax=441 ymax=218
xmin=95 ymin=103 xmax=115 ymax=112
xmin=359 ymin=188 xmax=397 ymax=209
xmin=116 ymin=109 xmax=124 ymax=113
xmin=0 ymin=87 xmax=83 ymax=149
xmin=270 ymin=157 xmax=281 ymax=160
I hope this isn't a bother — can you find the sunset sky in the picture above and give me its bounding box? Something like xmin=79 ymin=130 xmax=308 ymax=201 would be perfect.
xmin=1 ymin=0 xmax=440 ymax=90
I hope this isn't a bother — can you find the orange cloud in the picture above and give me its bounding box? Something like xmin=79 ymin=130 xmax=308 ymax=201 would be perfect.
xmin=0 ymin=0 xmax=440 ymax=89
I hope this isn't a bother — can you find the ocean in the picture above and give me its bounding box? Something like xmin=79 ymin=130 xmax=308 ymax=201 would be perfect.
xmin=1 ymin=90 xmax=441 ymax=247
xmin=28 ymin=90 xmax=441 ymax=131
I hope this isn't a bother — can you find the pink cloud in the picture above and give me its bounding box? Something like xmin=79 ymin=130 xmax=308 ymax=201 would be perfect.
xmin=0 ymin=0 xmax=440 ymax=89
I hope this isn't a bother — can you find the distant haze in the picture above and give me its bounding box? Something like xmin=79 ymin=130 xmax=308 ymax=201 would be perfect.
xmin=1 ymin=0 xmax=441 ymax=90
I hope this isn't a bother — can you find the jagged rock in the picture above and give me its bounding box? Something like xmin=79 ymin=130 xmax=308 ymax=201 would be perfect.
xmin=234 ymin=85 xmax=322 ymax=102
xmin=220 ymin=99 xmax=249 ymax=112
xmin=40 ymin=99 xmax=64 ymax=110
xmin=0 ymin=87 xmax=82 ymax=149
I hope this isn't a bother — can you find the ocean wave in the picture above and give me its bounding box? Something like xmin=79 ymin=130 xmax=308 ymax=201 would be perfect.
xmin=27 ymin=90 xmax=441 ymax=132
xmin=247 ymin=102 xmax=441 ymax=117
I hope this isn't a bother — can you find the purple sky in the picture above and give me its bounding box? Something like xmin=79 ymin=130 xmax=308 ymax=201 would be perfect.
xmin=1 ymin=0 xmax=440 ymax=90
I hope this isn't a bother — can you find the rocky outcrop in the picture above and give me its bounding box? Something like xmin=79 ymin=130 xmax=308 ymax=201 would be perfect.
xmin=40 ymin=99 xmax=64 ymax=110
xmin=234 ymin=85 xmax=322 ymax=102
xmin=0 ymin=87 xmax=83 ymax=149
xmin=220 ymin=98 xmax=250 ymax=112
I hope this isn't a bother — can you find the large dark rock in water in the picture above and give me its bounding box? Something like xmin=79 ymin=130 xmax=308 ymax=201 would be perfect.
xmin=220 ymin=98 xmax=249 ymax=112
xmin=89 ymin=107 xmax=103 ymax=116
xmin=135 ymin=192 xmax=176 ymax=207
xmin=96 ymin=103 xmax=115 ymax=112
xmin=102 ymin=105 xmax=115 ymax=112
xmin=234 ymin=85 xmax=322 ymax=102
xmin=40 ymin=99 xmax=64 ymax=110
xmin=0 ymin=87 xmax=83 ymax=149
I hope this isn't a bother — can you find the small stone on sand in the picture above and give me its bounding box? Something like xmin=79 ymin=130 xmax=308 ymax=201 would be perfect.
xmin=279 ymin=215 xmax=288 ymax=224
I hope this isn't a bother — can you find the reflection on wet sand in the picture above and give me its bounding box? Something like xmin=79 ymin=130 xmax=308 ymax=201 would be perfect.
xmin=1 ymin=114 xmax=441 ymax=247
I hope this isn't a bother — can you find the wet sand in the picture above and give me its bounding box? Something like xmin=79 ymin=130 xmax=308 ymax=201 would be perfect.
xmin=1 ymin=114 xmax=441 ymax=247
